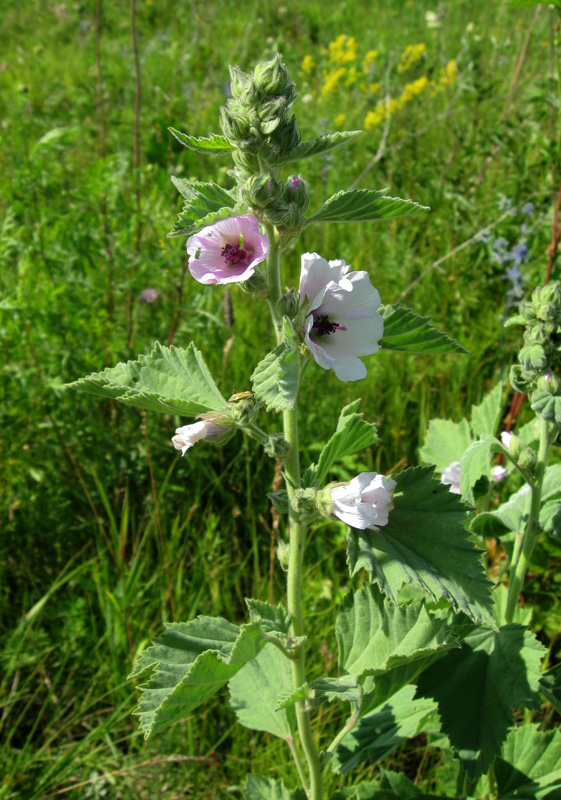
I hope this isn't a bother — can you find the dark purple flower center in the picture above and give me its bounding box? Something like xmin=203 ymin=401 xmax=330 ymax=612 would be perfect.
xmin=312 ymin=314 xmax=347 ymax=337
xmin=221 ymin=243 xmax=248 ymax=267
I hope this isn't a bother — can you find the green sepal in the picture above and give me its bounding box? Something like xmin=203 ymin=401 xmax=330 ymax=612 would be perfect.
xmin=380 ymin=304 xmax=467 ymax=355
xmin=66 ymin=342 xmax=227 ymax=417
xmin=169 ymin=178 xmax=242 ymax=237
xmin=347 ymin=467 xmax=495 ymax=627
xmin=168 ymin=127 xmax=234 ymax=154
xmin=416 ymin=625 xmax=547 ymax=779
xmin=304 ymin=188 xmax=430 ymax=226
xmin=531 ymin=391 xmax=561 ymax=424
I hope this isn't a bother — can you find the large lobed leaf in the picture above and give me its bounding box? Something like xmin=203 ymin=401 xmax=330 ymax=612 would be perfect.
xmin=242 ymin=776 xmax=305 ymax=800
xmin=229 ymin=645 xmax=296 ymax=740
xmin=380 ymin=305 xmax=467 ymax=355
xmin=336 ymin=584 xmax=456 ymax=677
xmin=304 ymin=188 xmax=430 ymax=226
xmin=67 ymin=342 xmax=227 ymax=417
xmin=129 ymin=616 xmax=268 ymax=738
xmin=346 ymin=467 xmax=495 ymax=627
xmin=419 ymin=418 xmax=473 ymax=473
xmin=416 ymin=625 xmax=546 ymax=779
xmin=495 ymin=724 xmax=561 ymax=800
xmin=251 ymin=344 xmax=299 ymax=412
xmin=332 ymin=685 xmax=436 ymax=774
xmin=169 ymin=178 xmax=241 ymax=237
xmin=470 ymin=382 xmax=504 ymax=437
xmin=459 ymin=434 xmax=501 ymax=505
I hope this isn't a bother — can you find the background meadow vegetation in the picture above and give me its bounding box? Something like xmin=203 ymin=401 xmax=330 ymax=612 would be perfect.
xmin=2 ymin=0 xmax=561 ymax=797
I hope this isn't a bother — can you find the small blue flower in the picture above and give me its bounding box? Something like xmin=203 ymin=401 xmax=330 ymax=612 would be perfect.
xmin=521 ymin=202 xmax=535 ymax=216
xmin=497 ymin=195 xmax=513 ymax=211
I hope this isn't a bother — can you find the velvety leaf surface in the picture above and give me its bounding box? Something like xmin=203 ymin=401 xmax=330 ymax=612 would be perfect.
xmin=129 ymin=617 xmax=267 ymax=738
xmin=470 ymin=382 xmax=504 ymax=437
xmin=309 ymin=676 xmax=362 ymax=707
xmin=229 ymin=645 xmax=296 ymax=740
xmin=336 ymin=584 xmax=456 ymax=677
xmin=459 ymin=435 xmax=500 ymax=504
xmin=67 ymin=342 xmax=227 ymax=417
xmin=305 ymin=188 xmax=430 ymax=225
xmin=540 ymin=663 xmax=561 ymax=713
xmin=419 ymin=419 xmax=473 ymax=473
xmin=539 ymin=499 xmax=561 ymax=538
xmin=332 ymin=685 xmax=436 ymax=774
xmin=168 ymin=127 xmax=234 ymax=153
xmin=251 ymin=345 xmax=299 ymax=412
xmin=380 ymin=304 xmax=467 ymax=355
xmin=168 ymin=177 xmax=239 ymax=237
xmin=245 ymin=599 xmax=291 ymax=635
xmin=494 ymin=724 xmax=561 ymax=800
xmin=346 ymin=467 xmax=495 ymax=627
xmin=242 ymin=775 xmax=305 ymax=800
xmin=286 ymin=130 xmax=361 ymax=162
xmin=309 ymin=400 xmax=378 ymax=486
xmin=416 ymin=625 xmax=546 ymax=779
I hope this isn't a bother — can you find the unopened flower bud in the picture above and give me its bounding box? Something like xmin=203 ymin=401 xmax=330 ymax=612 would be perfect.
xmin=277 ymin=288 xmax=300 ymax=320
xmin=538 ymin=371 xmax=560 ymax=394
xmin=518 ymin=447 xmax=537 ymax=469
xmin=501 ymin=430 xmax=523 ymax=459
xmin=283 ymin=175 xmax=310 ymax=213
xmin=263 ymin=433 xmax=291 ymax=459
xmin=254 ymin=54 xmax=294 ymax=99
xmin=238 ymin=269 xmax=270 ymax=298
xmin=172 ymin=416 xmax=233 ymax=456
xmin=229 ymin=65 xmax=251 ymax=99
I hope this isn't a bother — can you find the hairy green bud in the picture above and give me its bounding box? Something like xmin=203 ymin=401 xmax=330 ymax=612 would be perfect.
xmin=238 ymin=269 xmax=270 ymax=298
xmin=254 ymin=54 xmax=294 ymax=99
xmin=263 ymin=433 xmax=291 ymax=459
xmin=518 ymin=447 xmax=537 ymax=469
xmin=277 ymin=288 xmax=300 ymax=320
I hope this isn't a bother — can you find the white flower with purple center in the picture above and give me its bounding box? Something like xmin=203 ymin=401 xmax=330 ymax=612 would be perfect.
xmin=186 ymin=215 xmax=269 ymax=285
xmin=329 ymin=472 xmax=397 ymax=529
xmin=172 ymin=418 xmax=227 ymax=456
xmin=441 ymin=461 xmax=461 ymax=494
xmin=298 ymin=252 xmax=384 ymax=382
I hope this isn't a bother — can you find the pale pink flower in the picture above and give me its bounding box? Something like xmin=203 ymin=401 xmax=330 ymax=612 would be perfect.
xmin=441 ymin=461 xmax=461 ymax=494
xmin=298 ymin=252 xmax=384 ymax=381
xmin=330 ymin=472 xmax=397 ymax=529
xmin=492 ymin=465 xmax=507 ymax=481
xmin=500 ymin=431 xmax=512 ymax=449
xmin=172 ymin=419 xmax=226 ymax=456
xmin=186 ymin=215 xmax=269 ymax=285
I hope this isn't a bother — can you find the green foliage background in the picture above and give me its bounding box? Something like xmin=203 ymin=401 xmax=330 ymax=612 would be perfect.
xmin=1 ymin=0 xmax=560 ymax=796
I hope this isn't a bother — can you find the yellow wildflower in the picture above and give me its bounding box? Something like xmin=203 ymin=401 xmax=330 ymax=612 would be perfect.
xmin=334 ymin=113 xmax=346 ymax=128
xmin=362 ymin=49 xmax=378 ymax=72
xmin=369 ymin=82 xmax=381 ymax=94
xmin=399 ymin=75 xmax=429 ymax=104
xmin=345 ymin=66 xmax=359 ymax=88
xmin=439 ymin=59 xmax=457 ymax=86
xmin=397 ymin=42 xmax=426 ymax=72
xmin=320 ymin=67 xmax=346 ymax=98
xmin=301 ymin=55 xmax=315 ymax=75
xmin=328 ymin=34 xmax=358 ymax=65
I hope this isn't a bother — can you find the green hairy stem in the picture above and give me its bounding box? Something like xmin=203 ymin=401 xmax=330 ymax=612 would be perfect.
xmin=504 ymin=418 xmax=551 ymax=624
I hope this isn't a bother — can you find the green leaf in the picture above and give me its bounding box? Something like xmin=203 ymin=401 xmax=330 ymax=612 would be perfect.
xmin=360 ymin=658 xmax=438 ymax=717
xmin=531 ymin=392 xmax=561 ymax=425
xmin=168 ymin=127 xmax=234 ymax=154
xmin=129 ymin=616 xmax=268 ymax=738
xmin=275 ymin=682 xmax=309 ymax=711
xmin=309 ymin=676 xmax=363 ymax=708
xmin=229 ymin=645 xmax=296 ymax=740
xmin=379 ymin=305 xmax=467 ymax=355
xmin=308 ymin=400 xmax=378 ymax=487
xmin=470 ymin=382 xmax=504 ymax=437
xmin=471 ymin=464 xmax=561 ymax=538
xmin=540 ymin=663 xmax=561 ymax=713
xmin=420 ymin=418 xmax=473 ymax=473
xmin=416 ymin=625 xmax=547 ymax=779
xmin=242 ymin=775 xmax=305 ymax=800
xmin=245 ymin=599 xmax=291 ymax=636
xmin=285 ymin=130 xmax=362 ymax=162
xmin=459 ymin=435 xmax=501 ymax=505
xmin=304 ymin=188 xmax=430 ymax=226
xmin=67 ymin=342 xmax=227 ymax=417
xmin=251 ymin=345 xmax=299 ymax=412
xmin=268 ymin=490 xmax=289 ymax=514
xmin=169 ymin=178 xmax=241 ymax=238
xmin=332 ymin=685 xmax=436 ymax=774
xmin=539 ymin=499 xmax=561 ymax=538
xmin=336 ymin=584 xmax=456 ymax=678
xmin=494 ymin=724 xmax=561 ymax=800
xmin=346 ymin=467 xmax=495 ymax=627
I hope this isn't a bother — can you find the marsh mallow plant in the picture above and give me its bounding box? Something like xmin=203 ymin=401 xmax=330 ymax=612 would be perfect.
xmin=69 ymin=56 xmax=561 ymax=800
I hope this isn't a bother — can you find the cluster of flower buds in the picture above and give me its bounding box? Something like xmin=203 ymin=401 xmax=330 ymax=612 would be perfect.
xmin=220 ymin=55 xmax=309 ymax=234
xmin=506 ymin=281 xmax=561 ymax=426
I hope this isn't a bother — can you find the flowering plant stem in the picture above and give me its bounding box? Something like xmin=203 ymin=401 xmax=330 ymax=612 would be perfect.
xmin=504 ymin=417 xmax=551 ymax=624
xmin=264 ymin=221 xmax=283 ymax=337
